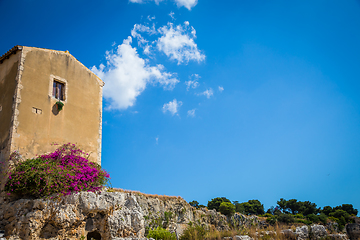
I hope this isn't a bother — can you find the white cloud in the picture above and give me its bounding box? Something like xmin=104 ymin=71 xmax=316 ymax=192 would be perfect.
xmin=174 ymin=0 xmax=197 ymax=10
xmin=187 ymin=109 xmax=196 ymax=117
xmin=129 ymin=0 xmax=164 ymax=4
xmin=129 ymin=0 xmax=197 ymax=10
xmin=169 ymin=11 xmax=175 ymax=20
xmin=91 ymin=37 xmax=179 ymax=110
xmin=185 ymin=74 xmax=200 ymax=90
xmin=131 ymin=24 xmax=157 ymax=49
xmin=130 ymin=21 xmax=204 ymax=65
xmin=162 ymin=99 xmax=182 ymax=115
xmin=157 ymin=22 xmax=205 ymax=64
xmin=155 ymin=137 xmax=159 ymax=144
xmin=218 ymin=86 xmax=224 ymax=92
xmin=147 ymin=15 xmax=156 ymax=21
xmin=198 ymin=88 xmax=214 ymax=99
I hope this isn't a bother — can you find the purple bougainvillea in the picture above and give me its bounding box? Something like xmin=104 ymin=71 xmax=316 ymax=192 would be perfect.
xmin=4 ymin=143 xmax=110 ymax=198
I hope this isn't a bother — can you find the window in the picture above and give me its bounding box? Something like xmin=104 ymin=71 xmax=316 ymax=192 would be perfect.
xmin=53 ymin=81 xmax=65 ymax=100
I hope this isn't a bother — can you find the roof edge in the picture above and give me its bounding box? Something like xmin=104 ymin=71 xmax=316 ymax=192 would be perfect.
xmin=0 ymin=46 xmax=104 ymax=86
xmin=0 ymin=45 xmax=22 ymax=64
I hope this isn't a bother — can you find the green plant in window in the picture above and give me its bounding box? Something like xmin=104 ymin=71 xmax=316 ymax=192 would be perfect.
xmin=56 ymin=101 xmax=64 ymax=111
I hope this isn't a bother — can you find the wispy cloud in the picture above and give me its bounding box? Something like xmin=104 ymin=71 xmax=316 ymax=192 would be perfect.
xmin=129 ymin=0 xmax=198 ymax=10
xmin=157 ymin=22 xmax=205 ymax=64
xmin=198 ymin=88 xmax=214 ymax=99
xmin=91 ymin=37 xmax=179 ymax=110
xmin=187 ymin=109 xmax=196 ymax=117
xmin=218 ymin=86 xmax=224 ymax=92
xmin=185 ymin=74 xmax=200 ymax=90
xmin=162 ymin=99 xmax=182 ymax=115
xmin=147 ymin=15 xmax=156 ymax=21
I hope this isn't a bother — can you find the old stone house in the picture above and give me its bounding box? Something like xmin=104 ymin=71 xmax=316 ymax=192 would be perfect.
xmin=0 ymin=46 xmax=104 ymax=188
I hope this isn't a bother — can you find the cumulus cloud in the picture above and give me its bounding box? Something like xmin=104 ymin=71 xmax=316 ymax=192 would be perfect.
xmin=218 ymin=86 xmax=224 ymax=92
xmin=129 ymin=0 xmax=197 ymax=10
xmin=91 ymin=37 xmax=179 ymax=110
xmin=157 ymin=22 xmax=205 ymax=64
xmin=162 ymin=99 xmax=182 ymax=115
xmin=185 ymin=74 xmax=200 ymax=90
xmin=187 ymin=109 xmax=196 ymax=117
xmin=198 ymin=88 xmax=213 ymax=99
xmin=130 ymin=21 xmax=205 ymax=65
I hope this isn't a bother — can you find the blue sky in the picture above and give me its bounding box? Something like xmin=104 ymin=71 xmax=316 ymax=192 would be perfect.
xmin=1 ymin=0 xmax=360 ymax=213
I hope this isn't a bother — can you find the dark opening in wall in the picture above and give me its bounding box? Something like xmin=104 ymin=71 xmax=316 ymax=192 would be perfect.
xmin=87 ymin=230 xmax=101 ymax=240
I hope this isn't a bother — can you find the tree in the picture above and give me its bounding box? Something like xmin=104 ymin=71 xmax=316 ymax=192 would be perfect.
xmin=219 ymin=202 xmax=235 ymax=216
xmin=322 ymin=206 xmax=333 ymax=216
xmin=286 ymin=199 xmax=301 ymax=214
xmin=276 ymin=198 xmax=319 ymax=216
xmin=234 ymin=199 xmax=265 ymax=215
xmin=277 ymin=198 xmax=287 ymax=213
xmin=266 ymin=206 xmax=281 ymax=215
xmin=300 ymin=201 xmax=319 ymax=216
xmin=207 ymin=197 xmax=231 ymax=212
xmin=189 ymin=201 xmax=199 ymax=208
xmin=335 ymin=204 xmax=358 ymax=216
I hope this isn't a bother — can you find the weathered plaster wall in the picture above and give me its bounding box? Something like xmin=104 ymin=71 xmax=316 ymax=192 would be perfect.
xmin=9 ymin=47 xmax=103 ymax=164
xmin=0 ymin=50 xmax=21 ymax=188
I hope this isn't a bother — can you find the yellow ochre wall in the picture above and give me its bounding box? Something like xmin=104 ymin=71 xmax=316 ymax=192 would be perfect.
xmin=8 ymin=46 xmax=104 ymax=164
xmin=0 ymin=50 xmax=21 ymax=177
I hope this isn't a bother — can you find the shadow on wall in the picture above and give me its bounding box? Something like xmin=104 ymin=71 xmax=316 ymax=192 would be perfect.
xmin=87 ymin=230 xmax=101 ymax=240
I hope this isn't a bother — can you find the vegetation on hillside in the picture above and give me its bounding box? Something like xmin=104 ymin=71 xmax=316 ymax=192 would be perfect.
xmin=188 ymin=197 xmax=358 ymax=231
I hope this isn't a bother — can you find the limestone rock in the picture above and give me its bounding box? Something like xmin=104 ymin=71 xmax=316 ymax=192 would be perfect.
xmin=310 ymin=224 xmax=328 ymax=239
xmin=328 ymin=233 xmax=349 ymax=240
xmin=346 ymin=223 xmax=360 ymax=240
xmin=295 ymin=225 xmax=309 ymax=240
xmin=234 ymin=235 xmax=253 ymax=240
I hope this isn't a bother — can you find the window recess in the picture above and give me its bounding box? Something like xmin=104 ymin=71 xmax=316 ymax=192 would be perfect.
xmin=53 ymin=81 xmax=65 ymax=101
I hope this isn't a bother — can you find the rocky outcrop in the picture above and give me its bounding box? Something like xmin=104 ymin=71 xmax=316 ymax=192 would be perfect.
xmin=346 ymin=223 xmax=360 ymax=240
xmin=310 ymin=224 xmax=328 ymax=239
xmin=0 ymin=191 xmax=252 ymax=240
xmin=280 ymin=224 xmax=341 ymax=240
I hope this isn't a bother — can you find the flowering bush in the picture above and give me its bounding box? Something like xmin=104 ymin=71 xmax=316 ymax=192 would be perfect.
xmin=4 ymin=143 xmax=110 ymax=198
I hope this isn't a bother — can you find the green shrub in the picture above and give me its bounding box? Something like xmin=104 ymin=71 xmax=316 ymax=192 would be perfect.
xmin=307 ymin=214 xmax=320 ymax=223
xmin=297 ymin=219 xmax=312 ymax=225
xmin=277 ymin=213 xmax=295 ymax=224
xmin=180 ymin=224 xmax=206 ymax=240
xmin=219 ymin=202 xmax=235 ymax=216
xmin=266 ymin=216 xmax=277 ymax=225
xmin=319 ymin=213 xmax=328 ymax=225
xmin=147 ymin=227 xmax=176 ymax=240
xmin=262 ymin=213 xmax=273 ymax=218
